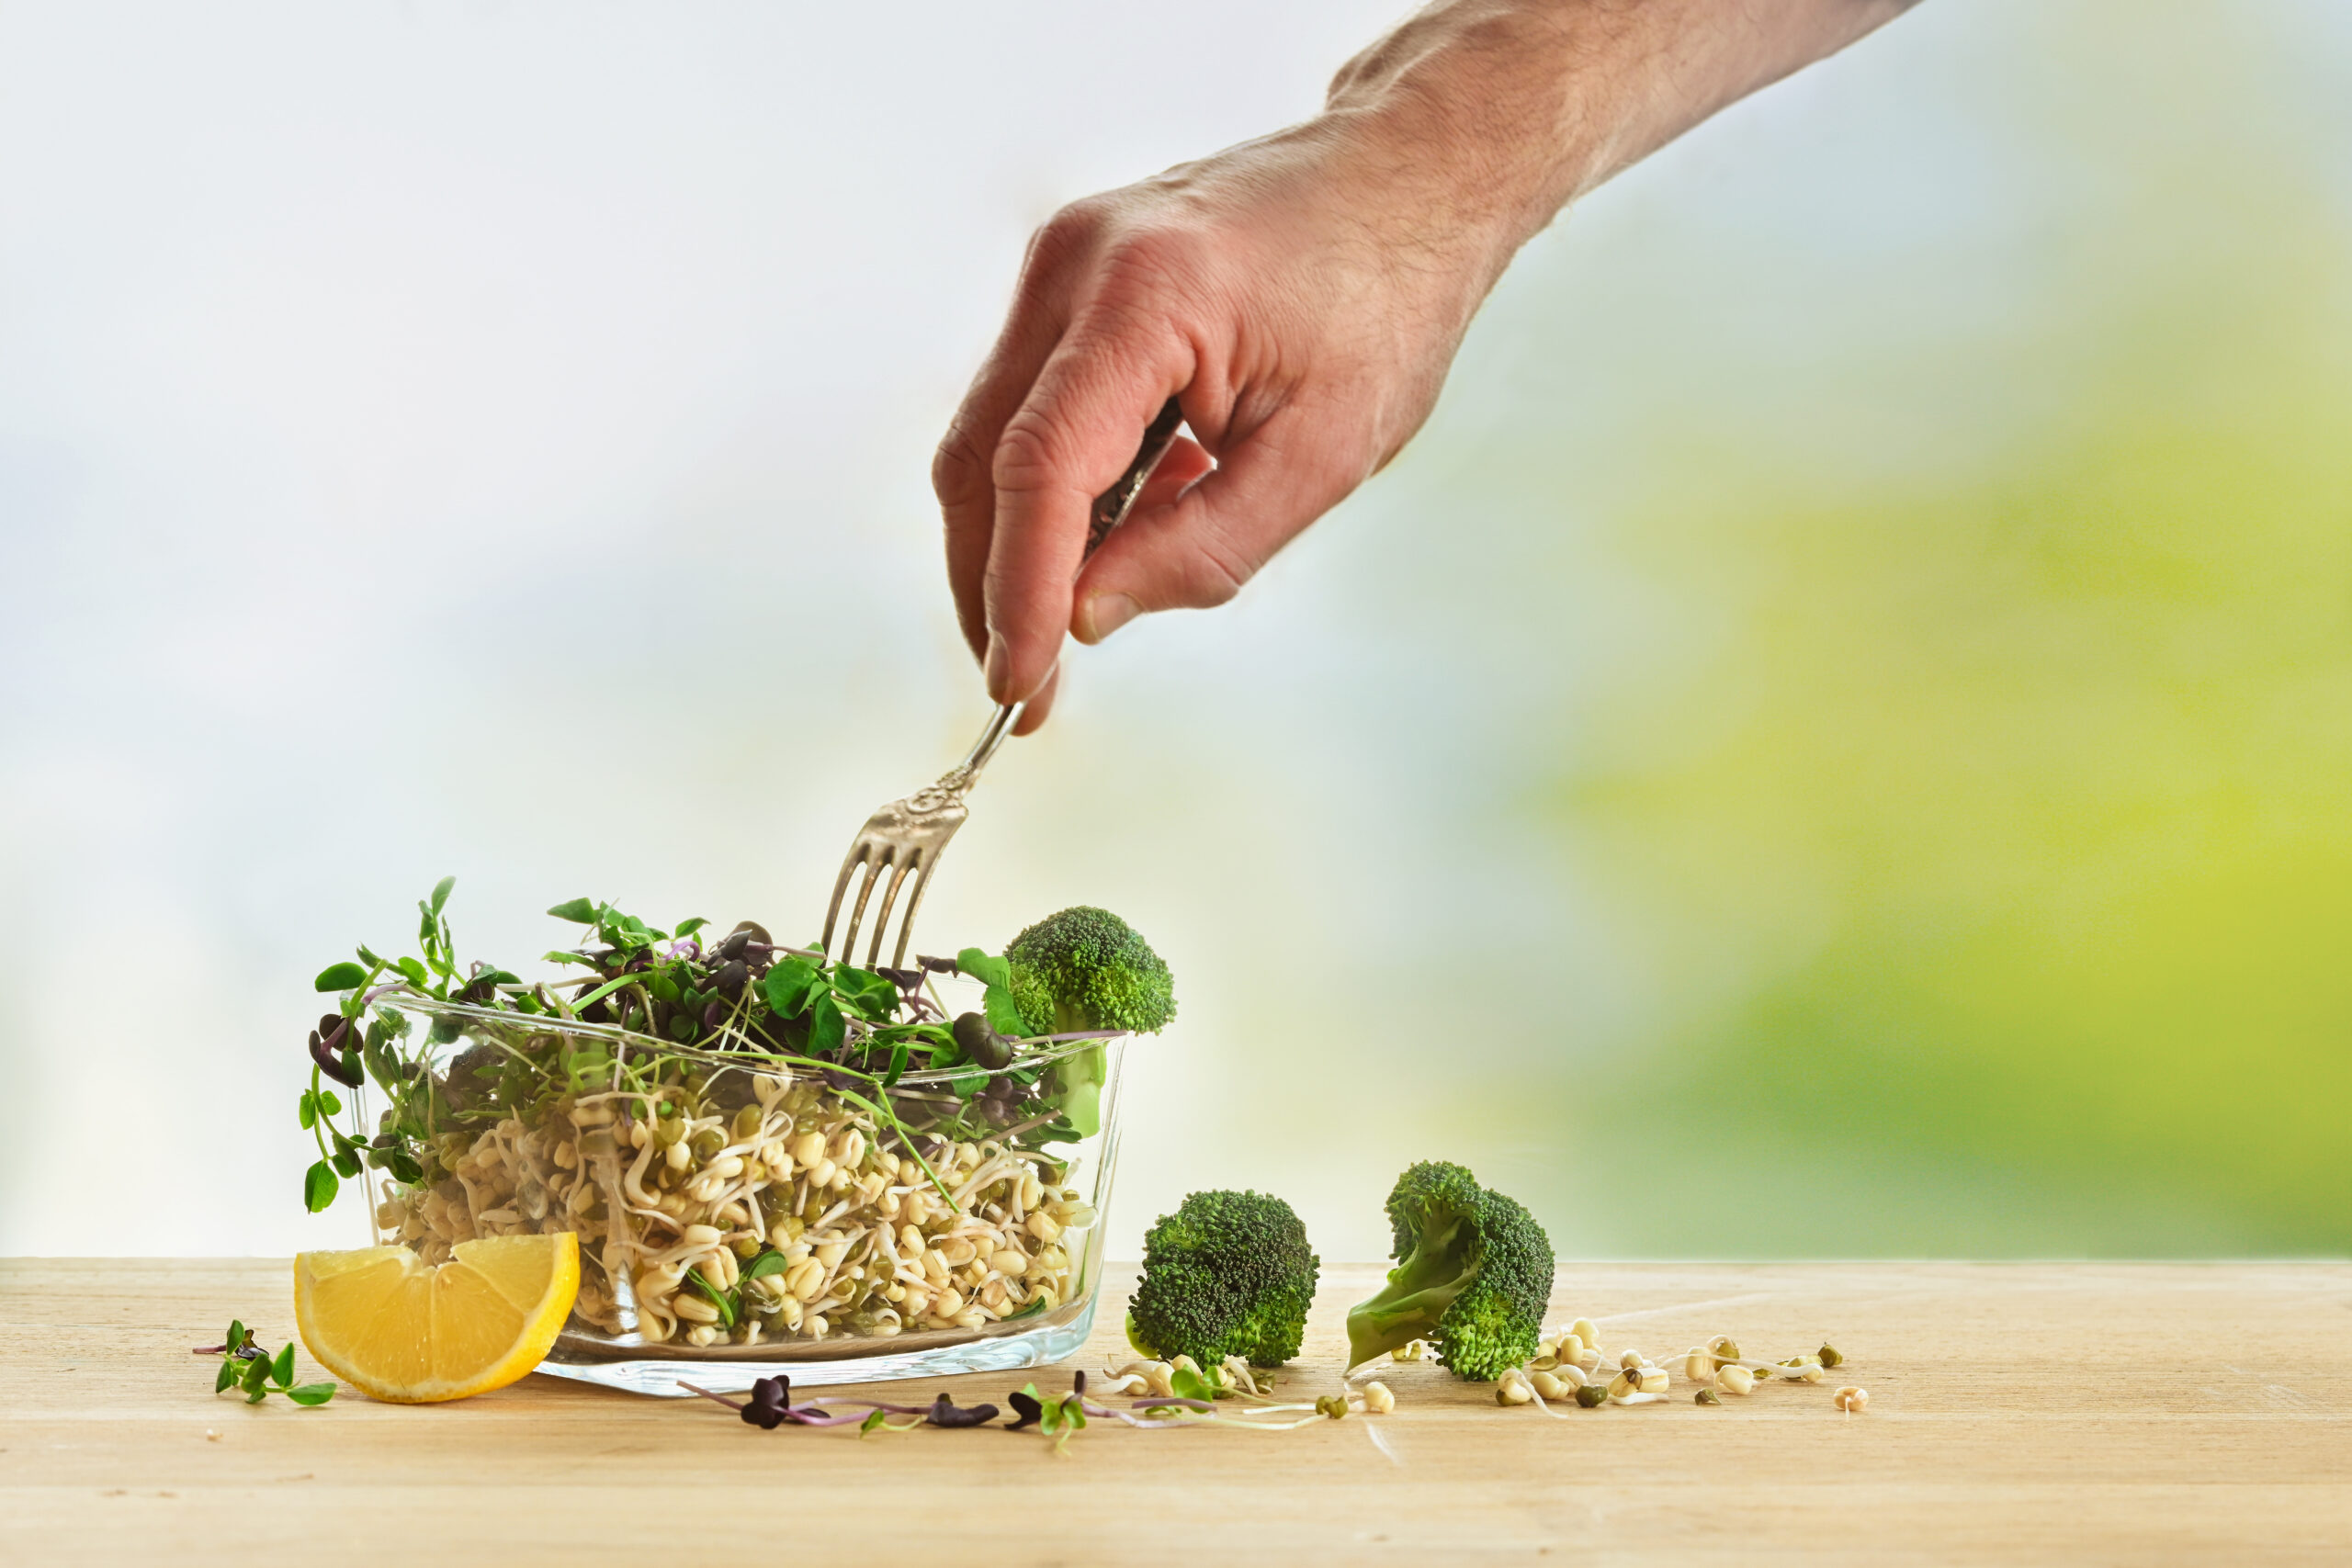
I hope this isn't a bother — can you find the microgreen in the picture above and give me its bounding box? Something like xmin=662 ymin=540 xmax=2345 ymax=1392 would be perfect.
xmin=196 ymin=1320 xmax=336 ymax=1406
xmin=1008 ymin=1380 xmax=1090 ymax=1451
xmin=679 ymin=1368 xmax=1377 ymax=1447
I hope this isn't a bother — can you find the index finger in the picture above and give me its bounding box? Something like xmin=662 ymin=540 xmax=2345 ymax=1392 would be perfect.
xmin=934 ymin=276 xmax=1079 ymax=662
xmin=981 ymin=323 xmax=1191 ymax=705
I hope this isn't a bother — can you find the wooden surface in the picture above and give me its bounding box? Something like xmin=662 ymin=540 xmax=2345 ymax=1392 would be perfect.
xmin=5 ymin=1259 xmax=2349 ymax=1565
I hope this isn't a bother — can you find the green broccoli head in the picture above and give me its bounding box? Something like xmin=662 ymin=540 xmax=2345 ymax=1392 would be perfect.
xmin=1126 ymin=1189 xmax=1320 ymax=1368
xmin=1003 ymin=906 xmax=1175 ymax=1036
xmin=1344 ymin=1160 xmax=1555 ymax=1381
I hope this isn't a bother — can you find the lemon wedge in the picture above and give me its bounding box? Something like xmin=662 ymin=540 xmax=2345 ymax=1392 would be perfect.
xmin=294 ymin=1233 xmax=580 ymax=1404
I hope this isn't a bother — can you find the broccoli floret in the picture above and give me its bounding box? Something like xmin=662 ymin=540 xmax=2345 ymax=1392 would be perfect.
xmin=1002 ymin=908 xmax=1174 ymax=1138
xmin=1344 ymin=1160 xmax=1555 ymax=1381
xmin=1003 ymin=906 xmax=1175 ymax=1036
xmin=1126 ymin=1190 xmax=1319 ymax=1368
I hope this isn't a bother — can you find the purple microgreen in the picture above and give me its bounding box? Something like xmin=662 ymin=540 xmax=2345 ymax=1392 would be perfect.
xmin=307 ymin=1015 xmax=364 ymax=1088
xmin=678 ymin=1380 xmax=749 ymax=1412
xmin=1006 ymin=1384 xmax=1044 ymax=1430
xmin=927 ymin=1394 xmax=1000 ymax=1428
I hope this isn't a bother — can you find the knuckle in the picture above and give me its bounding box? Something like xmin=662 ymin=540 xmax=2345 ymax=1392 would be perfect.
xmin=931 ymin=424 xmax=989 ymax=506
xmin=989 ymin=416 xmax=1066 ymax=496
xmin=1092 ymin=227 xmax=1208 ymax=306
xmin=1183 ymin=527 xmax=1253 ymax=608
xmin=1023 ymin=198 xmax=1109 ymax=281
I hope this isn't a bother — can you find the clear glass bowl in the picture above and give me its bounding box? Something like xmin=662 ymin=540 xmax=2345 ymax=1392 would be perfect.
xmin=356 ymin=994 xmax=1125 ymax=1395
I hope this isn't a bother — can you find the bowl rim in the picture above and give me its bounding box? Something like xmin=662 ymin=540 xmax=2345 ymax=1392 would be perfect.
xmin=375 ymin=990 xmax=1128 ymax=1089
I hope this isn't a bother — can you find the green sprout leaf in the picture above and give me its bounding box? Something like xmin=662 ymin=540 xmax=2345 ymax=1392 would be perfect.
xmin=271 ymin=1343 xmax=296 ymax=1386
xmin=429 ymin=875 xmax=457 ymax=915
xmin=1169 ymin=1366 xmax=1213 ymax=1403
xmin=832 ymin=966 xmax=899 ymax=1023
xmin=572 ymin=973 xmax=643 ymax=1013
xmin=297 ymin=1090 xmax=317 ymax=1131
xmin=684 ymin=1269 xmax=737 ymax=1329
xmin=981 ymin=983 xmax=1026 ymax=1037
xmin=546 ymin=897 xmax=598 ymax=923
xmin=214 ymin=1359 xmax=239 ymax=1393
xmin=956 ymin=948 xmax=1012 ymax=989
xmin=303 ymin=1160 xmax=339 ymax=1213
xmin=283 ymin=1382 xmax=338 ymax=1406
xmin=808 ymin=995 xmax=846 ymax=1056
xmin=673 ymin=917 xmax=708 ymax=940
xmin=396 ymin=956 xmax=429 ymax=987
xmin=859 ymin=1408 xmax=886 ymax=1436
xmin=762 ymin=957 xmax=821 ymax=1018
xmin=313 ymin=961 xmax=368 ymax=993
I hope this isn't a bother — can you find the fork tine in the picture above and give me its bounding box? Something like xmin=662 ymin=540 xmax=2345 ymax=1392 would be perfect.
xmin=864 ymin=854 xmax=916 ymax=969
xmin=844 ymin=855 xmax=894 ymax=970
xmin=821 ymin=840 xmax=872 ymax=958
xmin=887 ymin=852 xmax=941 ymax=972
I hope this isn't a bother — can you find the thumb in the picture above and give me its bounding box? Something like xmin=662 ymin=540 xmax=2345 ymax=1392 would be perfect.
xmin=1069 ymin=412 xmax=1362 ymax=641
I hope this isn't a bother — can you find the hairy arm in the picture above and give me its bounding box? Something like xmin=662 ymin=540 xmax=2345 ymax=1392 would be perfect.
xmin=937 ymin=0 xmax=1920 ymax=728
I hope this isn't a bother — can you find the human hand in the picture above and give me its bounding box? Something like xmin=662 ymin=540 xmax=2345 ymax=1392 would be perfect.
xmin=935 ymin=0 xmax=1922 ymax=731
xmin=933 ymin=114 xmax=1525 ymax=732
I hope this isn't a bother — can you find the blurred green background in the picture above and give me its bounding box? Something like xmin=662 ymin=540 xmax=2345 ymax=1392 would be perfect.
xmin=1 ymin=0 xmax=2344 ymax=1260
xmin=1331 ymin=0 xmax=2352 ymax=1255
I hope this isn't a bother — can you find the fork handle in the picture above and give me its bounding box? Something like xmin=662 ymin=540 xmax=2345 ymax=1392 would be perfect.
xmin=959 ymin=395 xmax=1187 ymax=782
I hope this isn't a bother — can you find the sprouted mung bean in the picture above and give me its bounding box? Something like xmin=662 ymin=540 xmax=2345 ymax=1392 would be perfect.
xmin=1476 ymin=1320 xmax=1856 ymax=1415
xmin=373 ymin=1069 xmax=1098 ymax=1346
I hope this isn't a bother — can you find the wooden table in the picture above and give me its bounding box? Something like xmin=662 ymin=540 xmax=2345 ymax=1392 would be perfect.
xmin=5 ymin=1259 xmax=2347 ymax=1564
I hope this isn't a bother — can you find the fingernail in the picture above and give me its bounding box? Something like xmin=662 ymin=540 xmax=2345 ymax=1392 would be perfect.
xmin=983 ymin=632 xmax=1010 ymax=702
xmin=1083 ymin=593 xmax=1139 ymax=642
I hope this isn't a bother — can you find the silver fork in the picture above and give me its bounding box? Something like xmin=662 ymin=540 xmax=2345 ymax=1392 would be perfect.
xmin=821 ymin=396 xmax=1187 ymax=971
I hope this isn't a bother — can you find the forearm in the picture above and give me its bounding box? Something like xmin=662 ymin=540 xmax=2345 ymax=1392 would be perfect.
xmin=1321 ymin=0 xmax=1917 ymax=269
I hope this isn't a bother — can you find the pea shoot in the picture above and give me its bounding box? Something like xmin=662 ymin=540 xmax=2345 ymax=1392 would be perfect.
xmin=195 ymin=1320 xmax=335 ymax=1406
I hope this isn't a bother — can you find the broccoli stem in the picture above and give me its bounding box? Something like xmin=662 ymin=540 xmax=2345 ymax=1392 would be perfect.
xmin=1343 ymin=1211 xmax=1477 ymax=1368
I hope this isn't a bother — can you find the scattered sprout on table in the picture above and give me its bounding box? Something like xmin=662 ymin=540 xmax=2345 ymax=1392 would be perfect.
xmin=194 ymin=1320 xmax=335 ymax=1407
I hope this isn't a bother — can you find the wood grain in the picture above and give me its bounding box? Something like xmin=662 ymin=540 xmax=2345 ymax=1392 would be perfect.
xmin=4 ymin=1259 xmax=2347 ymax=1565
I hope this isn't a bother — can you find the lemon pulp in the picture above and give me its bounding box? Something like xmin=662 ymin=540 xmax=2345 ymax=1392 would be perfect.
xmin=294 ymin=1232 xmax=579 ymax=1404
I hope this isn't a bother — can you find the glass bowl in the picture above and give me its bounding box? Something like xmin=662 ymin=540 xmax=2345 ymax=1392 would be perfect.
xmin=353 ymin=994 xmax=1125 ymax=1395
